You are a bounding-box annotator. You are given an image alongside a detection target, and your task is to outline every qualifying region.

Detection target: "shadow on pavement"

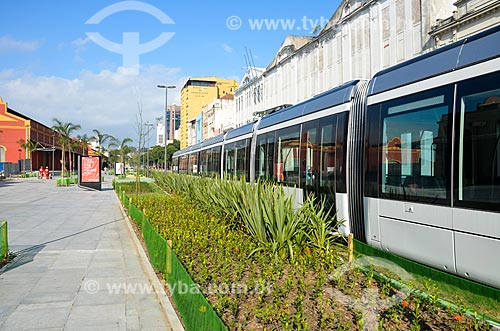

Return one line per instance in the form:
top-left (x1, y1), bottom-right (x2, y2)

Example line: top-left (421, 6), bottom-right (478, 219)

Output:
top-left (0, 245), bottom-right (45, 274)
top-left (0, 218), bottom-right (124, 274)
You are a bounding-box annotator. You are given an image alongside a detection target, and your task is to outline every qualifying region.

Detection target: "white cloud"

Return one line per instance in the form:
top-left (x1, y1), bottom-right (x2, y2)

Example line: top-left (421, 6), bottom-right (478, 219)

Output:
top-left (0, 36), bottom-right (41, 53)
top-left (71, 37), bottom-right (92, 47)
top-left (222, 43), bottom-right (233, 54)
top-left (71, 37), bottom-right (94, 63)
top-left (0, 65), bottom-right (185, 144)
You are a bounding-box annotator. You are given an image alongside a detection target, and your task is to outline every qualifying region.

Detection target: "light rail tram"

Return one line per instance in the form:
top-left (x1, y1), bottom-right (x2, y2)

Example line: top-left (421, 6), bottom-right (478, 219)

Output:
top-left (173, 25), bottom-right (500, 289)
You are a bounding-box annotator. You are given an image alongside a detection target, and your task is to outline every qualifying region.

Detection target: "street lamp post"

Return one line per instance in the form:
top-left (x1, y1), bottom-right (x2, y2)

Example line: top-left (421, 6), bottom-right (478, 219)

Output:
top-left (157, 84), bottom-right (176, 172)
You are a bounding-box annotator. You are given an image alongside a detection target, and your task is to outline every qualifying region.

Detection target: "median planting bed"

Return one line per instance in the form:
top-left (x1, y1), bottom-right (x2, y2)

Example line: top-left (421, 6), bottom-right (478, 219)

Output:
top-left (116, 175), bottom-right (496, 330)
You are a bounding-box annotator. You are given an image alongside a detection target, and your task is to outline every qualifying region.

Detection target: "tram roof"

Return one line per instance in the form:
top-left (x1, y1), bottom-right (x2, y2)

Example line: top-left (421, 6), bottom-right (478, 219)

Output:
top-left (257, 80), bottom-right (359, 130)
top-left (225, 121), bottom-right (256, 140)
top-left (201, 133), bottom-right (224, 148)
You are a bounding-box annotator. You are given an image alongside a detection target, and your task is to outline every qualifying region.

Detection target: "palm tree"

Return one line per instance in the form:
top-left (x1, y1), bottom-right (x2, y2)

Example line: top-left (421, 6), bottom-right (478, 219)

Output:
top-left (92, 129), bottom-right (114, 170)
top-left (77, 134), bottom-right (91, 157)
top-left (110, 137), bottom-right (133, 166)
top-left (52, 119), bottom-right (81, 179)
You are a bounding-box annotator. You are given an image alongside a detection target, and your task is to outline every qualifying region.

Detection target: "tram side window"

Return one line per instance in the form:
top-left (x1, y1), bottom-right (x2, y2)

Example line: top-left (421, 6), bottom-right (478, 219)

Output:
top-left (256, 135), bottom-right (267, 180)
top-left (211, 147), bottom-right (221, 177)
top-left (179, 155), bottom-right (188, 173)
top-left (365, 106), bottom-right (381, 197)
top-left (302, 120), bottom-right (319, 190)
top-left (172, 157), bottom-right (179, 172)
top-left (276, 125), bottom-right (300, 186)
top-left (457, 72), bottom-right (500, 208)
top-left (319, 118), bottom-right (336, 193)
top-left (200, 150), bottom-right (208, 176)
top-left (235, 139), bottom-right (250, 180)
top-left (267, 133), bottom-right (276, 181)
top-left (207, 149), bottom-right (214, 176)
top-left (336, 112), bottom-right (348, 193)
top-left (189, 153), bottom-right (199, 174)
top-left (224, 143), bottom-right (235, 179)
top-left (380, 88), bottom-right (452, 203)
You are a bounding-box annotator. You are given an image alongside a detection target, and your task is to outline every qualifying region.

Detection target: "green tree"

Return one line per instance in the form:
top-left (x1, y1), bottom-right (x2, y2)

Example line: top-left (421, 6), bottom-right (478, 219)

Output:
top-left (171, 139), bottom-right (180, 150)
top-left (149, 145), bottom-right (165, 167)
top-left (52, 119), bottom-right (81, 179)
top-left (77, 134), bottom-right (91, 157)
top-left (147, 139), bottom-right (179, 169)
top-left (109, 137), bottom-right (133, 168)
top-left (92, 129), bottom-right (114, 169)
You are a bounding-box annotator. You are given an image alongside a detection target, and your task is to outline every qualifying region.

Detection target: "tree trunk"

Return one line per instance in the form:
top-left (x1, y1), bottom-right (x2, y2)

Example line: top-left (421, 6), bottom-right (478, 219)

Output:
top-left (61, 144), bottom-right (65, 180)
top-left (69, 149), bottom-right (72, 179)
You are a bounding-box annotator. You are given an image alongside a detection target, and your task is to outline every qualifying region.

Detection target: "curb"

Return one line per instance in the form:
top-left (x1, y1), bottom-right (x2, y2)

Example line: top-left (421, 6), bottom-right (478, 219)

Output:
top-left (114, 190), bottom-right (185, 331)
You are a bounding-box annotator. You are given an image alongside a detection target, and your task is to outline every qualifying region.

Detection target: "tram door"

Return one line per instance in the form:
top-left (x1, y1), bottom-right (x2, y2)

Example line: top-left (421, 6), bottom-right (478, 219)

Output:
top-left (300, 116), bottom-right (339, 215)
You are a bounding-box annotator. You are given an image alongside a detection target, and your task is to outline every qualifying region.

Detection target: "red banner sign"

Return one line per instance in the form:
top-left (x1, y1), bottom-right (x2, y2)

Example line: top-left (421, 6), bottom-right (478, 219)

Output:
top-left (81, 156), bottom-right (100, 182)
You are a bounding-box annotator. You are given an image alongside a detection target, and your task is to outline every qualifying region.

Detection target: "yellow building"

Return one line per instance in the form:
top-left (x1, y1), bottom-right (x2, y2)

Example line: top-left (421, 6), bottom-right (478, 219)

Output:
top-left (180, 77), bottom-right (238, 148)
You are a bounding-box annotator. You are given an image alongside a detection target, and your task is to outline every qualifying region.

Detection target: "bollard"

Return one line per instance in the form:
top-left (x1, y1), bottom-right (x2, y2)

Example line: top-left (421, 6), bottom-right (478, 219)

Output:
top-left (1, 221), bottom-right (8, 259)
top-left (348, 233), bottom-right (354, 263)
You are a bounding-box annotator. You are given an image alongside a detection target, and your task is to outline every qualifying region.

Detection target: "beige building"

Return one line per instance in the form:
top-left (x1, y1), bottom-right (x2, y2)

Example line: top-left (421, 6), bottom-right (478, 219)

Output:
top-left (180, 77), bottom-right (238, 148)
top-left (430, 0), bottom-right (500, 46)
top-left (202, 94), bottom-right (236, 140)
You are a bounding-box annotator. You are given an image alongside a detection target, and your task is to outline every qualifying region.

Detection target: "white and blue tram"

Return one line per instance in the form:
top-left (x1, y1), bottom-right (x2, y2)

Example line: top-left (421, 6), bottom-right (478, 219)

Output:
top-left (173, 24), bottom-right (500, 289)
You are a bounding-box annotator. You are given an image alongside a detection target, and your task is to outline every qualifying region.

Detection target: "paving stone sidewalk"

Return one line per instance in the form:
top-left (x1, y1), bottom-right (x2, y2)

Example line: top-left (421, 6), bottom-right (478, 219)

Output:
top-left (0, 176), bottom-right (183, 331)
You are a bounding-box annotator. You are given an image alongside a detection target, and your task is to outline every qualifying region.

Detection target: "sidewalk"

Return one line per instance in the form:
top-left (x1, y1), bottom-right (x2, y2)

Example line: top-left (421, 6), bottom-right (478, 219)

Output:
top-left (0, 175), bottom-right (184, 331)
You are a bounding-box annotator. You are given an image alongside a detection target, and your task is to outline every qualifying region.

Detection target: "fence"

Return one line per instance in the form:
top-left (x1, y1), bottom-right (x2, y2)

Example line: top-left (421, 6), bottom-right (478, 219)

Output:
top-left (116, 185), bottom-right (228, 331)
top-left (0, 221), bottom-right (8, 259)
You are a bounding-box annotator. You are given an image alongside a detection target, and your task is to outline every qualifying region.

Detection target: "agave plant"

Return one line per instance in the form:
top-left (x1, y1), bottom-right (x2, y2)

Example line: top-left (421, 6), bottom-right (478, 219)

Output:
top-left (153, 172), bottom-right (346, 261)
top-left (298, 194), bottom-right (345, 253)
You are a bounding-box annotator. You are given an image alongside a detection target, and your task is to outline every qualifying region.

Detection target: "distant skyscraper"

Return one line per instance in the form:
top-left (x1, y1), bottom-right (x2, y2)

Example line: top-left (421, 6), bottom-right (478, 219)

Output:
top-left (156, 104), bottom-right (180, 146)
top-left (165, 105), bottom-right (181, 142)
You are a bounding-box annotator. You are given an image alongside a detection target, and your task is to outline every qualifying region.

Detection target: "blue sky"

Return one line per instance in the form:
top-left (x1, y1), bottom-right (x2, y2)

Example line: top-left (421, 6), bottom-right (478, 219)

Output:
top-left (0, 0), bottom-right (340, 144)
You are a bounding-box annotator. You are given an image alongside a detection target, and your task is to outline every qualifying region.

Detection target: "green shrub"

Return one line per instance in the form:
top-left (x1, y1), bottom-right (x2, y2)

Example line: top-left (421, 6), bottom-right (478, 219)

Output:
top-left (152, 173), bottom-right (344, 261)
top-left (115, 181), bottom-right (161, 194)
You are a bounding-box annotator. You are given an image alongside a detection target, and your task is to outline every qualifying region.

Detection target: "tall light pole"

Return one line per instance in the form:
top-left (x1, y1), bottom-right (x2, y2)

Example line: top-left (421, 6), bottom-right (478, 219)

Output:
top-left (157, 84), bottom-right (176, 172)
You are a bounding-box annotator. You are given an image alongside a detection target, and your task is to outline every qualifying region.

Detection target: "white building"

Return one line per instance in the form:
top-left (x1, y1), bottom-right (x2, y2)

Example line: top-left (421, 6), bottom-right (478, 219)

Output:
top-left (234, 0), bottom-right (499, 126)
top-left (156, 123), bottom-right (165, 146)
top-left (234, 67), bottom-right (266, 128)
top-left (203, 94), bottom-right (236, 139)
